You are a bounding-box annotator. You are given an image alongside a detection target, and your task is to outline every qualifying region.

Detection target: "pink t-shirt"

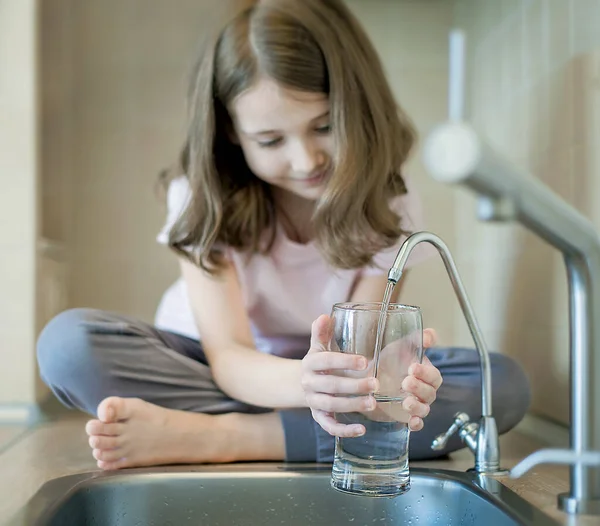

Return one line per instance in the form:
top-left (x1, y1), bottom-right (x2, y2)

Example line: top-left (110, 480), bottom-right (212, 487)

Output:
top-left (155, 176), bottom-right (430, 359)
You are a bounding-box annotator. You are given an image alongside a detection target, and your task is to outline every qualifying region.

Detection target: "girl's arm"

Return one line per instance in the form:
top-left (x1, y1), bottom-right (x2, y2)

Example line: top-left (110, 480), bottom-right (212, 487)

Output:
top-left (179, 257), bottom-right (307, 409)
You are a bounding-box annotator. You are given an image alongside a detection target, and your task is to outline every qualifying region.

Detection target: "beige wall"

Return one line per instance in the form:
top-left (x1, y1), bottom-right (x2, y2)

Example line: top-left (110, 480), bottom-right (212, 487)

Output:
top-left (0, 0), bottom-right (39, 410)
top-left (54, 0), bottom-right (212, 321)
top-left (453, 0), bottom-right (600, 425)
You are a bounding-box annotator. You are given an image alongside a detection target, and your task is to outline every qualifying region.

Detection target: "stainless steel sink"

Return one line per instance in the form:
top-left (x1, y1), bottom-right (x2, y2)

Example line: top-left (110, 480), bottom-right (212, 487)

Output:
top-left (16, 464), bottom-right (560, 526)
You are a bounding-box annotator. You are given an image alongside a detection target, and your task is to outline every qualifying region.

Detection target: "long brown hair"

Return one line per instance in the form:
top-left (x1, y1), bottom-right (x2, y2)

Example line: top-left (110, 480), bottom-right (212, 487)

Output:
top-left (163, 0), bottom-right (416, 273)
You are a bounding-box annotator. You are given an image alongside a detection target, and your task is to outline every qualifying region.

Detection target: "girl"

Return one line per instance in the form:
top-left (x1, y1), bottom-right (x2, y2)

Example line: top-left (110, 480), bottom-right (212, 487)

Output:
top-left (37, 0), bottom-right (530, 470)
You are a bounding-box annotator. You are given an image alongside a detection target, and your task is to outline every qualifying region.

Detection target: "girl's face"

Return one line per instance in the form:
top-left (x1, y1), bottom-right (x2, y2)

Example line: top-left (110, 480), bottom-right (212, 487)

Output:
top-left (230, 78), bottom-right (333, 201)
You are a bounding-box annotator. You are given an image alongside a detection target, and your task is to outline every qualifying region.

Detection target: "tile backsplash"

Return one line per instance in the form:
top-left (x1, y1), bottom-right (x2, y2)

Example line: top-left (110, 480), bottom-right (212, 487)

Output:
top-left (453, 0), bottom-right (600, 425)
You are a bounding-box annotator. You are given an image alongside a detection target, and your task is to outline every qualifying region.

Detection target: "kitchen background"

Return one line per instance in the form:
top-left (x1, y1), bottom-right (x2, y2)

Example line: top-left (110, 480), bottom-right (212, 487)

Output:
top-left (1, 0), bottom-right (599, 445)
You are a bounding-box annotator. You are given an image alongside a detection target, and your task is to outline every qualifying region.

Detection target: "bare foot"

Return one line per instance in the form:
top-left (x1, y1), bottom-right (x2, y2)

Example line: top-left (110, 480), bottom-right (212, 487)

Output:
top-left (85, 397), bottom-right (242, 470)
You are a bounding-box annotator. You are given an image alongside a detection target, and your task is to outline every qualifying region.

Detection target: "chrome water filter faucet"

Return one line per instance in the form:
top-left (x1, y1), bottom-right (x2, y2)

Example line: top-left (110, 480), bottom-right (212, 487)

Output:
top-left (388, 231), bottom-right (507, 476)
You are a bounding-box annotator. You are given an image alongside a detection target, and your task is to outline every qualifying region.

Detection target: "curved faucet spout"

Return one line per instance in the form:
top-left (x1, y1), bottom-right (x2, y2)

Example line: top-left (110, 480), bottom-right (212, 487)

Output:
top-left (388, 230), bottom-right (492, 417)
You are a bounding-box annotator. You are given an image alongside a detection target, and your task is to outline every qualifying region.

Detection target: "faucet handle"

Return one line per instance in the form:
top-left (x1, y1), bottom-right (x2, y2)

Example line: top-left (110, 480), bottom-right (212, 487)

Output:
top-left (432, 412), bottom-right (471, 451)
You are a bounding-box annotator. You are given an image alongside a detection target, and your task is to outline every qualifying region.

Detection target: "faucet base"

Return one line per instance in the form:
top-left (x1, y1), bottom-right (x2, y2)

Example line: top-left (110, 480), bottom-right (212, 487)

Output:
top-left (558, 493), bottom-right (600, 516)
top-left (467, 467), bottom-right (510, 477)
top-left (474, 416), bottom-right (505, 476)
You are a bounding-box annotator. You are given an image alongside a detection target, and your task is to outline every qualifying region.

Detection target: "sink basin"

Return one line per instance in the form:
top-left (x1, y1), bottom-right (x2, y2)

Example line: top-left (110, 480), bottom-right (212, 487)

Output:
top-left (16, 464), bottom-right (560, 526)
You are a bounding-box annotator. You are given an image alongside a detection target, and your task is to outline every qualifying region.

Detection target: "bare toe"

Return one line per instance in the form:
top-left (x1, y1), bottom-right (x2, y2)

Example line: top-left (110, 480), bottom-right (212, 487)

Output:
top-left (89, 435), bottom-right (121, 450)
top-left (97, 396), bottom-right (135, 423)
top-left (93, 448), bottom-right (124, 463)
top-left (97, 458), bottom-right (128, 471)
top-left (85, 419), bottom-right (123, 437)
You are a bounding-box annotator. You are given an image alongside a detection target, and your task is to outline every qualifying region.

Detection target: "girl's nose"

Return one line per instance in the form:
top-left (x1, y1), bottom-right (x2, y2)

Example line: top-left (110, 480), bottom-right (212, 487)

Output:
top-left (290, 140), bottom-right (326, 175)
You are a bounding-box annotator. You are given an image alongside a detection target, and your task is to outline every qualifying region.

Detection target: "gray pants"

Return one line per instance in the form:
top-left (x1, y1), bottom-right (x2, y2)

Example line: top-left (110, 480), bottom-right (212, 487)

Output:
top-left (36, 308), bottom-right (531, 463)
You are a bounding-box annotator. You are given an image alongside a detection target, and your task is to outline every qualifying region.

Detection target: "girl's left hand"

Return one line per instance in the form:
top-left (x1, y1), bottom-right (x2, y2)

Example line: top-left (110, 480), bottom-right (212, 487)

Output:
top-left (401, 328), bottom-right (443, 431)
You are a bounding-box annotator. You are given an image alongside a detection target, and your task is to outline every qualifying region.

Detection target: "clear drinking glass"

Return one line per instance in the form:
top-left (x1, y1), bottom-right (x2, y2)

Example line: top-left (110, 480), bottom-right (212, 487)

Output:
top-left (329, 302), bottom-right (423, 497)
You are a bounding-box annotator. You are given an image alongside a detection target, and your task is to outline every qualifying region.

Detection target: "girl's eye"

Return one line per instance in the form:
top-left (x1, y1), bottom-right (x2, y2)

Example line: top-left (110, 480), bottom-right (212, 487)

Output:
top-left (315, 124), bottom-right (331, 134)
top-left (258, 137), bottom-right (283, 148)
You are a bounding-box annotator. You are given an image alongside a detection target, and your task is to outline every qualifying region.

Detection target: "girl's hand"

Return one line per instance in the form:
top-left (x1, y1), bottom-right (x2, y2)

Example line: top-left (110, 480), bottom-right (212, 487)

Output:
top-left (370, 329), bottom-right (442, 431)
top-left (301, 315), bottom-right (377, 437)
top-left (301, 316), bottom-right (442, 437)
top-left (399, 340), bottom-right (443, 432)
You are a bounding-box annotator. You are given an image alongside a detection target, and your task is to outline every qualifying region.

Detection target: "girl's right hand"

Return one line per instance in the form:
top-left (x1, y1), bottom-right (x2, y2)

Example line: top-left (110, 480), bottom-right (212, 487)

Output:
top-left (301, 314), bottom-right (378, 437)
